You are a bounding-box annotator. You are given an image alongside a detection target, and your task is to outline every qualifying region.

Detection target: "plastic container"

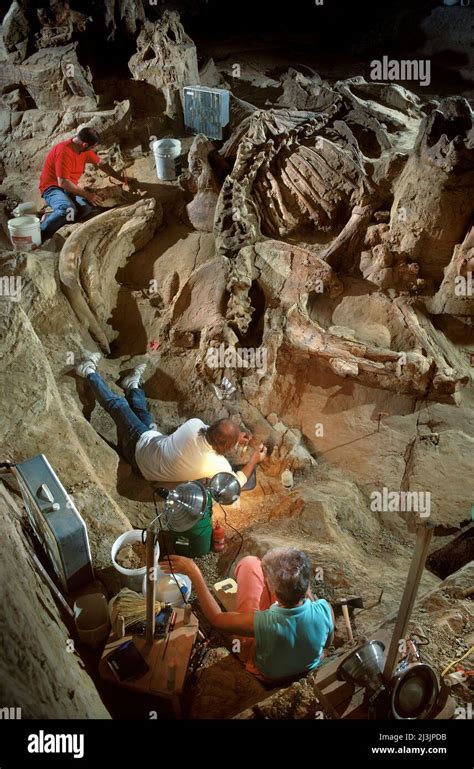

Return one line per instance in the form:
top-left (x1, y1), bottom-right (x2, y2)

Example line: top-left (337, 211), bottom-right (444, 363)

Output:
top-left (141, 571), bottom-right (191, 607)
top-left (168, 491), bottom-right (213, 557)
top-left (8, 215), bottom-right (41, 251)
top-left (74, 593), bottom-right (110, 648)
top-left (12, 202), bottom-right (37, 217)
top-left (111, 530), bottom-right (159, 593)
top-left (141, 564), bottom-right (167, 598)
top-left (212, 522), bottom-right (225, 552)
top-left (152, 138), bottom-right (181, 181)
top-left (281, 469), bottom-right (294, 489)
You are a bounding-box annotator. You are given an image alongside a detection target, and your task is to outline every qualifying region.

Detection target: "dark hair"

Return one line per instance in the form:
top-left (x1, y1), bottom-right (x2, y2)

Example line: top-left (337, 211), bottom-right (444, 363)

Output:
top-left (262, 548), bottom-right (311, 607)
top-left (77, 127), bottom-right (100, 147)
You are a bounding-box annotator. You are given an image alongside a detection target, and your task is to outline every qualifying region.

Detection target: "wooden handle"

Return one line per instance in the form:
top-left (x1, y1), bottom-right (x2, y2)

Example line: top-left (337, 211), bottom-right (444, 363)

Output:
top-left (115, 614), bottom-right (125, 639)
top-left (341, 604), bottom-right (354, 642)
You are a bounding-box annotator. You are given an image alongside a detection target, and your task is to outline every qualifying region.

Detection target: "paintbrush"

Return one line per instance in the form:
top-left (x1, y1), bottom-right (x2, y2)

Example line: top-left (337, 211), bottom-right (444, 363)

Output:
top-left (161, 610), bottom-right (177, 660)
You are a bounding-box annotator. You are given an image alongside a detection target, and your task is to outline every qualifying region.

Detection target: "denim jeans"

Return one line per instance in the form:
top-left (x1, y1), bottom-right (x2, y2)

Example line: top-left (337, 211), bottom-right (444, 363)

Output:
top-left (41, 185), bottom-right (93, 239)
top-left (87, 372), bottom-right (154, 468)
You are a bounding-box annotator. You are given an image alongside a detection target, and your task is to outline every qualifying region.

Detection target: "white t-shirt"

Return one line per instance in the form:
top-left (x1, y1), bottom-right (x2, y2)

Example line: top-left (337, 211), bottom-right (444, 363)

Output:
top-left (134, 418), bottom-right (247, 486)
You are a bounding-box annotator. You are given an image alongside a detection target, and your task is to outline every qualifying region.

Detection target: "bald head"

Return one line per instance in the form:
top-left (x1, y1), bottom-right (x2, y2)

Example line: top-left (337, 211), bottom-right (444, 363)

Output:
top-left (205, 418), bottom-right (240, 455)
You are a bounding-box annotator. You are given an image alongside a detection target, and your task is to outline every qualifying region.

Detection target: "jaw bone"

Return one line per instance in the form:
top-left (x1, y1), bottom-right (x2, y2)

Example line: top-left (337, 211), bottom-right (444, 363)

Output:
top-left (284, 298), bottom-right (467, 401)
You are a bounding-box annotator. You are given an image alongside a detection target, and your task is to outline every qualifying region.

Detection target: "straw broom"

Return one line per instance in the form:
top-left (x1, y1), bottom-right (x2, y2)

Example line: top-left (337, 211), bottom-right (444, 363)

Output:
top-left (112, 588), bottom-right (165, 634)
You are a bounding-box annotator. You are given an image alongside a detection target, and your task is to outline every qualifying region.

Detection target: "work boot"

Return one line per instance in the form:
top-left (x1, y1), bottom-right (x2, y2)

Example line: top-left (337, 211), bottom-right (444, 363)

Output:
top-left (76, 351), bottom-right (101, 378)
top-left (119, 363), bottom-right (147, 391)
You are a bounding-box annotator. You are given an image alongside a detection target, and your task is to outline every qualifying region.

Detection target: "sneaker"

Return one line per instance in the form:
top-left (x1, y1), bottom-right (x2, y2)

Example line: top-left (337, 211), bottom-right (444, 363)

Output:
top-left (119, 363), bottom-right (147, 391)
top-left (76, 351), bottom-right (101, 378)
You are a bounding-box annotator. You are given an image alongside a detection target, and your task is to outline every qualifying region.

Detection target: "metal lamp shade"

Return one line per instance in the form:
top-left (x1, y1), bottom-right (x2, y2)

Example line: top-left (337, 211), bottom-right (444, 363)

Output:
top-left (164, 481), bottom-right (208, 532)
top-left (209, 472), bottom-right (241, 505)
top-left (338, 640), bottom-right (386, 694)
top-left (391, 664), bottom-right (439, 720)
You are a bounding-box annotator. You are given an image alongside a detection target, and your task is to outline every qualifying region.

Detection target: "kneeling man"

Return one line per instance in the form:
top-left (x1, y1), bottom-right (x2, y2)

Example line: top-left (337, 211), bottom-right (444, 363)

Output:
top-left (39, 127), bottom-right (134, 240)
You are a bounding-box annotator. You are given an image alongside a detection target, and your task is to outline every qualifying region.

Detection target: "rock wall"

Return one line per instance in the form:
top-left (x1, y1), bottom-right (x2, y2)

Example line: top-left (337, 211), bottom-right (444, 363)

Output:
top-left (0, 484), bottom-right (110, 719)
top-left (0, 2), bottom-right (472, 719)
top-left (0, 251), bottom-right (138, 573)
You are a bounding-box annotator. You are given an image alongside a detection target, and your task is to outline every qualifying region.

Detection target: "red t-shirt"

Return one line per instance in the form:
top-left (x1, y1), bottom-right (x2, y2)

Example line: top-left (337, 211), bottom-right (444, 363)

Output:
top-left (39, 139), bottom-right (101, 194)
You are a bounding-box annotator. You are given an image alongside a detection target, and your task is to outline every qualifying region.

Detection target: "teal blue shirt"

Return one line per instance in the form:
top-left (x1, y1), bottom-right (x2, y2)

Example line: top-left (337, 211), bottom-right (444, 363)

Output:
top-left (253, 598), bottom-right (333, 680)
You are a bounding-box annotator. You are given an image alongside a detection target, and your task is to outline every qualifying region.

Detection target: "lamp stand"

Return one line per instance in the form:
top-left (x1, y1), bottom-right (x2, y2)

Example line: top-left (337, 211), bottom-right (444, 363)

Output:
top-left (145, 524), bottom-right (157, 647)
top-left (383, 521), bottom-right (433, 681)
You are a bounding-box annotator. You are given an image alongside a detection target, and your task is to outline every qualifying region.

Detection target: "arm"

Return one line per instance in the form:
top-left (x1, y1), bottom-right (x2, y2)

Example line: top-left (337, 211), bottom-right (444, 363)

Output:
top-left (239, 443), bottom-right (268, 481)
top-left (307, 588), bottom-right (334, 647)
top-left (325, 603), bottom-right (335, 648)
top-left (97, 161), bottom-right (136, 186)
top-left (159, 555), bottom-right (255, 637)
top-left (57, 177), bottom-right (102, 204)
top-left (309, 593), bottom-right (335, 648)
top-left (55, 148), bottom-right (103, 204)
top-left (206, 437), bottom-right (267, 486)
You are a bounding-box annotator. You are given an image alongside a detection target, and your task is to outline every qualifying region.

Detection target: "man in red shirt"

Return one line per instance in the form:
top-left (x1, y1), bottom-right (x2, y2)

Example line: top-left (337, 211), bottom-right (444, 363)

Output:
top-left (39, 127), bottom-right (134, 240)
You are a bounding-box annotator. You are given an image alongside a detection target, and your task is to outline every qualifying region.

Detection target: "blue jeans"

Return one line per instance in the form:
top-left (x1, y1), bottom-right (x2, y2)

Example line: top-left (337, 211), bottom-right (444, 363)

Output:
top-left (41, 185), bottom-right (93, 239)
top-left (87, 372), bottom-right (154, 468)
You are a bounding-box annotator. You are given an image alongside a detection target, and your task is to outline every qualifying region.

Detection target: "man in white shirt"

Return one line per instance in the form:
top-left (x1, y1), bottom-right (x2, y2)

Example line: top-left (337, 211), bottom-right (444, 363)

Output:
top-left (76, 352), bottom-right (267, 486)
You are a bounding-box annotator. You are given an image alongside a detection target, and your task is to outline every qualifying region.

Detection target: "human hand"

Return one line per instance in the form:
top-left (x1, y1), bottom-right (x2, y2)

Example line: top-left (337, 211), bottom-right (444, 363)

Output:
top-left (158, 554), bottom-right (198, 579)
top-left (252, 443), bottom-right (268, 463)
top-left (86, 190), bottom-right (104, 206)
top-left (237, 431), bottom-right (251, 447)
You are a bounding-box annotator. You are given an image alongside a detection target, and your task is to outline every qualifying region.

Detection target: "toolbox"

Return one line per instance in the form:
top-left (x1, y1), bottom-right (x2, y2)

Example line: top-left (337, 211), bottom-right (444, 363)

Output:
top-left (14, 454), bottom-right (94, 592)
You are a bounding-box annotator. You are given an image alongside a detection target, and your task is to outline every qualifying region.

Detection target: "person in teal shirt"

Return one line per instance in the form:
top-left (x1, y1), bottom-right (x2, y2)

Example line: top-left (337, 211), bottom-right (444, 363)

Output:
top-left (253, 590), bottom-right (334, 680)
top-left (159, 547), bottom-right (334, 682)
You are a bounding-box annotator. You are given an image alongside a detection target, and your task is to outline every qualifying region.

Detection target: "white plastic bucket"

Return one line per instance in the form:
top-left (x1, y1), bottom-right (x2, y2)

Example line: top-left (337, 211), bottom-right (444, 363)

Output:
top-left (74, 593), bottom-right (110, 648)
top-left (111, 530), bottom-right (159, 593)
top-left (152, 138), bottom-right (181, 181)
top-left (8, 215), bottom-right (41, 251)
top-left (142, 571), bottom-right (191, 607)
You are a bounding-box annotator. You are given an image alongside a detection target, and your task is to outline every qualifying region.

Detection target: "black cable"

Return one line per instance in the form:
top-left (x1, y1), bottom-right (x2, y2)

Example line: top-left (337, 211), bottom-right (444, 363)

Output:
top-left (147, 490), bottom-right (244, 654)
top-left (217, 501), bottom-right (244, 575)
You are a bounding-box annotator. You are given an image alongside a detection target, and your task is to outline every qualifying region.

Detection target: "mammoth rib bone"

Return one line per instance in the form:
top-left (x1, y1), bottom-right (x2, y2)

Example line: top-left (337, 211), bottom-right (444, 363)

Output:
top-left (59, 198), bottom-right (158, 353)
